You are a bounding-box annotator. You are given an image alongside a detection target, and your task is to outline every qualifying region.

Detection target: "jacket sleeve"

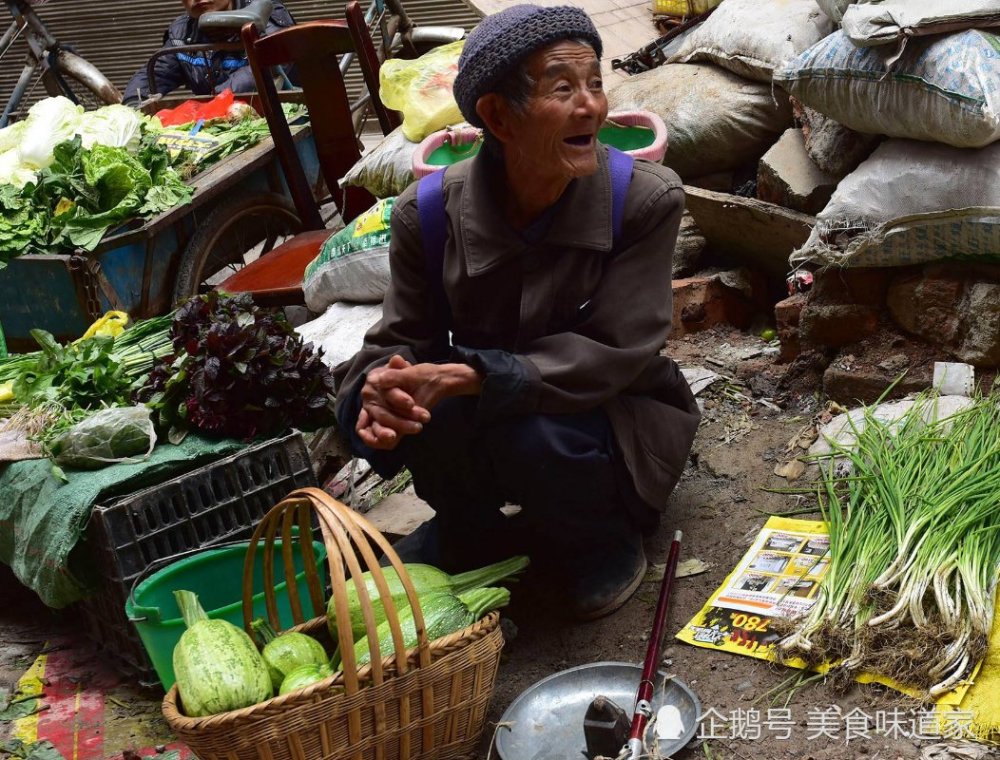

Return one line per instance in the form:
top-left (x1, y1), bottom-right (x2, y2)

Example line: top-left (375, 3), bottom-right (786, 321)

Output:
top-left (215, 5), bottom-right (296, 95)
top-left (332, 187), bottom-right (442, 440)
top-left (124, 40), bottom-right (185, 103)
top-left (458, 180), bottom-right (685, 421)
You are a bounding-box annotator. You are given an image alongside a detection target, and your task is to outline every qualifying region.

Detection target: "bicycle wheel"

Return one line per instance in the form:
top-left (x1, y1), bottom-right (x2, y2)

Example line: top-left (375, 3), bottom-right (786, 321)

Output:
top-left (173, 193), bottom-right (303, 304)
top-left (42, 50), bottom-right (121, 109)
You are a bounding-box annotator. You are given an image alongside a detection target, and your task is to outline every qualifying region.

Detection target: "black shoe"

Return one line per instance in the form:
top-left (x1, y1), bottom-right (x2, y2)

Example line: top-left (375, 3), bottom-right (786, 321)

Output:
top-left (567, 530), bottom-right (647, 621)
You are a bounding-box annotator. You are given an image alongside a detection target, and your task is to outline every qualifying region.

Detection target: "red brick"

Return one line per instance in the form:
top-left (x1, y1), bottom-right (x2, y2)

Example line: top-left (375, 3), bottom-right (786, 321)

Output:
top-left (670, 275), bottom-right (755, 338)
top-left (774, 293), bottom-right (807, 363)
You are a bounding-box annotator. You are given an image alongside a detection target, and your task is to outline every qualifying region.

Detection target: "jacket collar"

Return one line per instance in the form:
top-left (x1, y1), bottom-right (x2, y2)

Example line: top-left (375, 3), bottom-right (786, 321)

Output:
top-left (457, 145), bottom-right (614, 277)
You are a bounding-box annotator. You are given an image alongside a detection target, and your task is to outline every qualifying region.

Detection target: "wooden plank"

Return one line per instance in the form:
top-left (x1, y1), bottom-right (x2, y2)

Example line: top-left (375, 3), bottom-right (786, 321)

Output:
top-left (683, 185), bottom-right (815, 278)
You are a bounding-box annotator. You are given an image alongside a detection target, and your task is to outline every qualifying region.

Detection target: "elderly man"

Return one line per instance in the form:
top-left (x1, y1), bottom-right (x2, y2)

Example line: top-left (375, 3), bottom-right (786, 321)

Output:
top-left (334, 4), bottom-right (699, 620)
top-left (123, 0), bottom-right (294, 105)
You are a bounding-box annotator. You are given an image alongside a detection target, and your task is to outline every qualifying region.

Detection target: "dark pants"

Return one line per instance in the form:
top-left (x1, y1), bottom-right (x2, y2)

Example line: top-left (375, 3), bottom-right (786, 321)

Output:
top-left (359, 397), bottom-right (646, 572)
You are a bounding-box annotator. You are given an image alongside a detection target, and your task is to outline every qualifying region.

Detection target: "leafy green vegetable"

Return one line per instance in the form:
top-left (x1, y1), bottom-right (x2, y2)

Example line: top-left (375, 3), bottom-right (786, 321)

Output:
top-left (1, 136), bottom-right (193, 259)
top-left (138, 292), bottom-right (336, 440)
top-left (0, 185), bottom-right (48, 264)
top-left (0, 738), bottom-right (65, 760)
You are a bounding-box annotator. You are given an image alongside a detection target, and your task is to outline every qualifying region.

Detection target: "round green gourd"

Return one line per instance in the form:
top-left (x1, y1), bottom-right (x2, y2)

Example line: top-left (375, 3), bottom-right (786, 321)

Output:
top-left (172, 590), bottom-right (273, 717)
top-left (251, 618), bottom-right (329, 689)
top-left (279, 662), bottom-right (335, 696)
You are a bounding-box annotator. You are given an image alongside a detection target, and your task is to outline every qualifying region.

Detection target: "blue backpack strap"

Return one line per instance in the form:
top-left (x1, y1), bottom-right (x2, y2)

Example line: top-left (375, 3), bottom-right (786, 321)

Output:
top-left (607, 146), bottom-right (634, 248)
top-left (416, 168), bottom-right (453, 352)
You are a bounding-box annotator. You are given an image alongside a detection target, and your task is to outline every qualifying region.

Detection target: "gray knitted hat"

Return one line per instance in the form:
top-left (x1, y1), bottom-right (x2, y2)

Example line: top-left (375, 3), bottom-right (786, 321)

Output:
top-left (453, 4), bottom-right (603, 127)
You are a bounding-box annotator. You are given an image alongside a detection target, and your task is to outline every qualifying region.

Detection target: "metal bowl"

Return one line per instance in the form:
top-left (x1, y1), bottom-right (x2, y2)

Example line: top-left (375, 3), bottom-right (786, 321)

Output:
top-left (495, 661), bottom-right (701, 760)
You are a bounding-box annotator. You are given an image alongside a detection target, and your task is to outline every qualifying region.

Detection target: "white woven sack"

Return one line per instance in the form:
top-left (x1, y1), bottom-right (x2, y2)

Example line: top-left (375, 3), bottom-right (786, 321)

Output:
top-left (816, 0), bottom-right (862, 24)
top-left (792, 139), bottom-right (1000, 268)
top-left (775, 29), bottom-right (1000, 149)
top-left (340, 127), bottom-right (418, 199)
top-left (668, 0), bottom-right (833, 83)
top-left (607, 63), bottom-right (792, 180)
top-left (842, 0), bottom-right (1000, 48)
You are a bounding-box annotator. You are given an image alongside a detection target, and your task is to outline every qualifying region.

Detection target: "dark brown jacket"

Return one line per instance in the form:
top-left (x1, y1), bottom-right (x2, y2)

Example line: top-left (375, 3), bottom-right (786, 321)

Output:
top-left (333, 146), bottom-right (700, 513)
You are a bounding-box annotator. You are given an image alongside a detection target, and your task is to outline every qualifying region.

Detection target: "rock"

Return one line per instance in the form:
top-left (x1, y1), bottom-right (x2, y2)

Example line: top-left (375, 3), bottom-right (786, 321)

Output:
top-left (775, 292), bottom-right (807, 363)
top-left (959, 282), bottom-right (1000, 366)
top-left (800, 303), bottom-right (879, 348)
top-left (757, 128), bottom-right (838, 214)
top-left (672, 211), bottom-right (707, 278)
top-left (813, 266), bottom-right (892, 308)
top-left (887, 268), bottom-right (965, 344)
top-left (364, 489), bottom-right (435, 541)
top-left (792, 98), bottom-right (881, 178)
top-left (886, 266), bottom-right (1000, 366)
top-left (823, 363), bottom-right (930, 405)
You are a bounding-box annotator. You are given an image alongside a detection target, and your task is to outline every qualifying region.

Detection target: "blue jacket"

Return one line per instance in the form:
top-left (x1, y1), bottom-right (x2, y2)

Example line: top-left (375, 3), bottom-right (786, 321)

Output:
top-left (123, 3), bottom-right (294, 104)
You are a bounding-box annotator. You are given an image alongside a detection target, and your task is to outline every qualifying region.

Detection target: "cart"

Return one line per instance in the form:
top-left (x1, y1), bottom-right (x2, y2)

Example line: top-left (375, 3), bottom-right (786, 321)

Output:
top-left (0, 117), bottom-right (323, 352)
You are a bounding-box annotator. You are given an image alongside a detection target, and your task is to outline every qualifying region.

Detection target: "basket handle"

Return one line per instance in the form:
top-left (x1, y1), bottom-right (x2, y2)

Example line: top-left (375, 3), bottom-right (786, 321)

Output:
top-left (241, 488), bottom-right (434, 682)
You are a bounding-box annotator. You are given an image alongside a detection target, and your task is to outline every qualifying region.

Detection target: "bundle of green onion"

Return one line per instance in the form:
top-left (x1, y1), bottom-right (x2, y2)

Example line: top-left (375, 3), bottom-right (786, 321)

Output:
top-left (779, 393), bottom-right (1000, 699)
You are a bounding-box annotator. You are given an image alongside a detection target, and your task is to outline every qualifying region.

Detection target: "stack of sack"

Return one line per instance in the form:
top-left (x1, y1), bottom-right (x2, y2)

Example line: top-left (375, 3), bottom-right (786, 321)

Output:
top-left (607, 0), bottom-right (832, 182)
top-left (609, 0), bottom-right (1000, 272)
top-left (776, 0), bottom-right (1000, 268)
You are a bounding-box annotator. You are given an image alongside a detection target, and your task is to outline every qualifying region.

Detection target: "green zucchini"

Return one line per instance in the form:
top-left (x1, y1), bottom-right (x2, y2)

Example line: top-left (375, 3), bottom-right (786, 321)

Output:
top-left (347, 587), bottom-right (510, 669)
top-left (326, 555), bottom-right (528, 645)
top-left (172, 590), bottom-right (273, 717)
top-left (278, 662), bottom-right (336, 696)
top-left (250, 618), bottom-right (329, 689)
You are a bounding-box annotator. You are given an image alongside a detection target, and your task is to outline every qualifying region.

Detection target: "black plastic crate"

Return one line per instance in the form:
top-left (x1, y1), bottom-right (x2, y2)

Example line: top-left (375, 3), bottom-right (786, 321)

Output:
top-left (77, 432), bottom-right (317, 685)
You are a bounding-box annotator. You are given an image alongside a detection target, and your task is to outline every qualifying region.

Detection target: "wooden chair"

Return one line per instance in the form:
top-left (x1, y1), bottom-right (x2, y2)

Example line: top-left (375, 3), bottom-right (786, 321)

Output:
top-left (217, 3), bottom-right (399, 306)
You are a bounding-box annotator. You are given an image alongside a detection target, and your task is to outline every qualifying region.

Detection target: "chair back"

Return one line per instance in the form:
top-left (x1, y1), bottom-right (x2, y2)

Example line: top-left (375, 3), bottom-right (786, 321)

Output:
top-left (241, 12), bottom-right (383, 227)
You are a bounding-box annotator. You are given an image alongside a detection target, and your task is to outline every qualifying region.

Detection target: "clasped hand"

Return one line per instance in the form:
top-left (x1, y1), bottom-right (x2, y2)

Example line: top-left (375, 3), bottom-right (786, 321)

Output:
top-left (356, 355), bottom-right (481, 450)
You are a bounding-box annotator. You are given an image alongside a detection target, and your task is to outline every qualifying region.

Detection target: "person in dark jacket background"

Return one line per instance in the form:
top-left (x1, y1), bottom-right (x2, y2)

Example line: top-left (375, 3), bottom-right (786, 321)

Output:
top-left (123, 0), bottom-right (294, 105)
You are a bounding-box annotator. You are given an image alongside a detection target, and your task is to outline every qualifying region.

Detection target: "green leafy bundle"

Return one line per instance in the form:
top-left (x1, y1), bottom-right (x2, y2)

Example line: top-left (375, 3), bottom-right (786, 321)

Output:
top-left (137, 292), bottom-right (336, 441)
top-left (0, 136), bottom-right (193, 263)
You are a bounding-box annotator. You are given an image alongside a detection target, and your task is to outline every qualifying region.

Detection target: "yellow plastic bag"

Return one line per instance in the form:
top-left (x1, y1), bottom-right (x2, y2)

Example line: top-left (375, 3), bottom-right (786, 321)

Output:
top-left (379, 40), bottom-right (464, 142)
top-left (78, 310), bottom-right (129, 341)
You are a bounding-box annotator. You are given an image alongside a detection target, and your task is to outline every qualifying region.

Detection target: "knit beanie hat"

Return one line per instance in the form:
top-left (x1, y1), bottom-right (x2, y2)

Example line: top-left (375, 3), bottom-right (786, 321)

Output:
top-left (453, 4), bottom-right (603, 127)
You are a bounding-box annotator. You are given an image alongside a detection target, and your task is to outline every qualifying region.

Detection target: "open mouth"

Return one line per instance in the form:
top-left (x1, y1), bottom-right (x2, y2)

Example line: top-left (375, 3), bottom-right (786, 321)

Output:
top-left (564, 134), bottom-right (595, 148)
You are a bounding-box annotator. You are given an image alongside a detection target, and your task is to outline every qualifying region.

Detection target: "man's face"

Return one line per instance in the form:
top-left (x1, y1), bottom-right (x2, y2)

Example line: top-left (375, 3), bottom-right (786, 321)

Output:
top-left (183, 0), bottom-right (232, 19)
top-left (508, 41), bottom-right (608, 182)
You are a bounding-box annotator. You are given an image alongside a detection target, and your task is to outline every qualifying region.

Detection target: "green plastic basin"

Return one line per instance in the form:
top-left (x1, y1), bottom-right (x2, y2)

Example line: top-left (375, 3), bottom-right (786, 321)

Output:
top-left (125, 539), bottom-right (328, 690)
top-left (425, 123), bottom-right (656, 166)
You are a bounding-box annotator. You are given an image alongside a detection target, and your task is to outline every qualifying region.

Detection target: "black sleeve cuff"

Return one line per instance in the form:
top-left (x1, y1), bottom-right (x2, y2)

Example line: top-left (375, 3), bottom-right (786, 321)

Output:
top-left (451, 346), bottom-right (539, 423)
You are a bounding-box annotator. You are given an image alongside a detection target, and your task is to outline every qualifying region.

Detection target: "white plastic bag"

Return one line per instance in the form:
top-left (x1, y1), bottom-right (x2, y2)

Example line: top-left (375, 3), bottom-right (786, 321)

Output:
top-left (668, 0), bottom-right (833, 83)
top-left (775, 29), bottom-right (1000, 149)
top-left (792, 139), bottom-right (1000, 268)
top-left (607, 63), bottom-right (792, 179)
top-left (296, 302), bottom-right (385, 368)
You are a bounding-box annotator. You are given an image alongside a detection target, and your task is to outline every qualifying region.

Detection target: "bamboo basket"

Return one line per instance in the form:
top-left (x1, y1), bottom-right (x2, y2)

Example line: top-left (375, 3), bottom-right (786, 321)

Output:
top-left (162, 487), bottom-right (505, 760)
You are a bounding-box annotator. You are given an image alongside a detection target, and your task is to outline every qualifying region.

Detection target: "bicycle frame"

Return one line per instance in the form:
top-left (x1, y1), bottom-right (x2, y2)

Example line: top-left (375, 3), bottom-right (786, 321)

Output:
top-left (0, 0), bottom-right (58, 126)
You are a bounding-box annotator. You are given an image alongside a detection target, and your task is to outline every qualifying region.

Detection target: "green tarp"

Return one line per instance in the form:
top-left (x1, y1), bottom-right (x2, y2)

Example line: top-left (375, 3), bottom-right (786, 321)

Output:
top-left (0, 435), bottom-right (244, 608)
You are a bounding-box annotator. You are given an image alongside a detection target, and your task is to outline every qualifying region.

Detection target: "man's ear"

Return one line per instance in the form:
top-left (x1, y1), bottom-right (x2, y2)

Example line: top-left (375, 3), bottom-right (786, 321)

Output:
top-left (476, 94), bottom-right (514, 145)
